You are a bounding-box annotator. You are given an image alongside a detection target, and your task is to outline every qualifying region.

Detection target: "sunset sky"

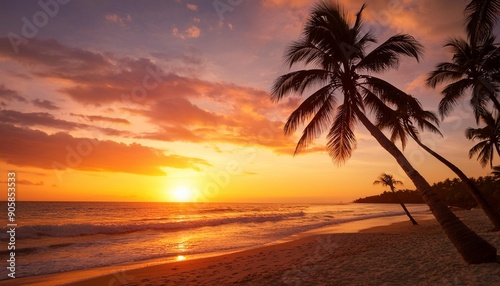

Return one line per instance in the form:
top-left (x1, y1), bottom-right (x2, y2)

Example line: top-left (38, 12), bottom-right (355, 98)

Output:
top-left (1, 0), bottom-right (499, 203)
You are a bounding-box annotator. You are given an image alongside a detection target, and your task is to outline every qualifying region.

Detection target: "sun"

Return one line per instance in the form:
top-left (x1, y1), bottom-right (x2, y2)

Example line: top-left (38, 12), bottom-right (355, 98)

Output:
top-left (170, 186), bottom-right (194, 202)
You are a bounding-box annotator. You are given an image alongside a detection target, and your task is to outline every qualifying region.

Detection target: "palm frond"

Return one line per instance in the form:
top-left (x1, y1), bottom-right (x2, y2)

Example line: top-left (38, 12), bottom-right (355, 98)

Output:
top-left (469, 140), bottom-right (493, 167)
top-left (361, 76), bottom-right (408, 107)
top-left (466, 110), bottom-right (500, 168)
top-left (445, 38), bottom-right (471, 61)
top-left (470, 83), bottom-right (492, 122)
top-left (292, 94), bottom-right (336, 155)
top-left (465, 0), bottom-right (500, 45)
top-left (284, 39), bottom-right (334, 69)
top-left (271, 69), bottom-right (331, 102)
top-left (438, 79), bottom-right (473, 117)
top-left (356, 34), bottom-right (423, 72)
top-left (284, 85), bottom-right (336, 135)
top-left (326, 103), bottom-right (357, 163)
top-left (426, 63), bottom-right (465, 88)
top-left (304, 2), bottom-right (357, 63)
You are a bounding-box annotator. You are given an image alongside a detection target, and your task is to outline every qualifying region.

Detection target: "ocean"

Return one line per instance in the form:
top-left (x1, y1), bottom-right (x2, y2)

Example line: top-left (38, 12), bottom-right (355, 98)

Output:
top-left (0, 202), bottom-right (429, 279)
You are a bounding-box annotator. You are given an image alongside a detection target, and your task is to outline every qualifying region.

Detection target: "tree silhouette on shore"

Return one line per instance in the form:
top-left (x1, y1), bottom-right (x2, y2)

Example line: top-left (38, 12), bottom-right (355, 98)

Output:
top-left (373, 174), bottom-right (418, 225)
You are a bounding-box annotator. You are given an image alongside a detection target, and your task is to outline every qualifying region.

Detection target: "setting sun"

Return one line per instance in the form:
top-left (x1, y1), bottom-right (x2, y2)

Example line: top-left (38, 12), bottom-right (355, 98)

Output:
top-left (170, 186), bottom-right (194, 202)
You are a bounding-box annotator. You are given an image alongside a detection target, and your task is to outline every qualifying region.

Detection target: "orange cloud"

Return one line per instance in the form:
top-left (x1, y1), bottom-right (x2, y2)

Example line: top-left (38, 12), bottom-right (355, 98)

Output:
top-left (0, 37), bottom-right (319, 154)
top-left (0, 109), bottom-right (85, 130)
top-left (172, 25), bottom-right (201, 39)
top-left (0, 123), bottom-right (209, 176)
top-left (0, 179), bottom-right (43, 186)
top-left (70, 113), bottom-right (130, 125)
top-left (262, 0), bottom-right (311, 8)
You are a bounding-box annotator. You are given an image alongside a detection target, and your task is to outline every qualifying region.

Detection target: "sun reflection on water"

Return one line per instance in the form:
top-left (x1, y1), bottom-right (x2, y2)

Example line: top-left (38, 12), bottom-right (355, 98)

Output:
top-left (176, 255), bottom-right (186, 261)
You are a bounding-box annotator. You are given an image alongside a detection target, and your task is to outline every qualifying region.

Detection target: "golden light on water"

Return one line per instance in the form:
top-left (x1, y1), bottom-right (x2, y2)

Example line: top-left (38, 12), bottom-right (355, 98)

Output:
top-left (176, 255), bottom-right (186, 261)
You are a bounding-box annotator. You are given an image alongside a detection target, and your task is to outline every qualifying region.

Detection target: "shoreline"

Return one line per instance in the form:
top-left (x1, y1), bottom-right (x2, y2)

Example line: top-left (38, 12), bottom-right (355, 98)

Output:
top-left (3, 210), bottom-right (499, 285)
top-left (0, 213), bottom-right (429, 285)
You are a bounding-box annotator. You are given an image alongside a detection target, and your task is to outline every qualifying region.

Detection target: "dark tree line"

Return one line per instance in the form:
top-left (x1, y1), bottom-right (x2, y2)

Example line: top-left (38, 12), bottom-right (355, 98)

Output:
top-left (355, 176), bottom-right (500, 214)
top-left (354, 189), bottom-right (424, 204)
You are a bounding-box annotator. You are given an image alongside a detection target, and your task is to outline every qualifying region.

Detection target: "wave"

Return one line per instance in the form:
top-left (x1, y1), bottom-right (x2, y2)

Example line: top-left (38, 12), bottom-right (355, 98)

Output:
top-left (0, 242), bottom-right (78, 256)
top-left (0, 211), bottom-right (306, 239)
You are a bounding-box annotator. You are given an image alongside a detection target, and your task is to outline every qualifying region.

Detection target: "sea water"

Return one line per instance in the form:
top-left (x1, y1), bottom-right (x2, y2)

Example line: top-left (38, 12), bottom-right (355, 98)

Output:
top-left (0, 202), bottom-right (429, 279)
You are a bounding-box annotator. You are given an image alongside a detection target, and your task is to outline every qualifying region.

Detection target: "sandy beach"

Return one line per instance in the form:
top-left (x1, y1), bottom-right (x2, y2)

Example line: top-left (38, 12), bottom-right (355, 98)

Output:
top-left (2, 209), bottom-right (499, 286)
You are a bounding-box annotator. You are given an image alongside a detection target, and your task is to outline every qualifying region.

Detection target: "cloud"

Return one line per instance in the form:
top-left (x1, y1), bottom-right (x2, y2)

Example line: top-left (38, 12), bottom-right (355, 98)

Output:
top-left (0, 179), bottom-right (44, 186)
top-left (186, 4), bottom-right (198, 11)
top-left (273, 145), bottom-right (326, 156)
top-left (32, 99), bottom-right (60, 110)
top-left (0, 84), bottom-right (27, 103)
top-left (70, 113), bottom-right (130, 125)
top-left (0, 37), bottom-right (303, 152)
top-left (18, 180), bottom-right (44, 186)
top-left (147, 97), bottom-right (226, 126)
top-left (0, 123), bottom-right (210, 176)
top-left (105, 13), bottom-right (132, 26)
top-left (0, 110), bottom-right (132, 137)
top-left (138, 126), bottom-right (201, 142)
top-left (0, 109), bottom-right (84, 130)
top-left (0, 38), bottom-right (110, 73)
top-left (0, 38), bottom-right (207, 105)
top-left (262, 0), bottom-right (311, 8)
top-left (172, 25), bottom-right (201, 39)
top-left (332, 0), bottom-right (465, 43)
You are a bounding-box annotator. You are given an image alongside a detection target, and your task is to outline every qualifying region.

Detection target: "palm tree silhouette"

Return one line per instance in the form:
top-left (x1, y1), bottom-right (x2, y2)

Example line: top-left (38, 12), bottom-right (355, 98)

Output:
top-left (428, 0), bottom-right (500, 119)
top-left (373, 173), bottom-right (418, 225)
top-left (271, 1), bottom-right (496, 263)
top-left (465, 0), bottom-right (500, 48)
top-left (466, 110), bottom-right (500, 168)
top-left (378, 95), bottom-right (500, 230)
top-left (426, 36), bottom-right (500, 120)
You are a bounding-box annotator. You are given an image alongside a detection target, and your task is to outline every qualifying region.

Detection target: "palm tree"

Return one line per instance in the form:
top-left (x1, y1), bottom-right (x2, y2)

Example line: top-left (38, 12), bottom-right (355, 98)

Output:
top-left (379, 95), bottom-right (500, 230)
top-left (426, 36), bottom-right (500, 121)
top-left (271, 1), bottom-right (496, 263)
top-left (373, 173), bottom-right (418, 225)
top-left (466, 110), bottom-right (500, 167)
top-left (427, 0), bottom-right (500, 120)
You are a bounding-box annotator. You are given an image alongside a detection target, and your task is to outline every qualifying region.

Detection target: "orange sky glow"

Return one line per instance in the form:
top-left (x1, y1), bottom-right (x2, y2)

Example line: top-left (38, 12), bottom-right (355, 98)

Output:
top-left (1, 0), bottom-right (498, 203)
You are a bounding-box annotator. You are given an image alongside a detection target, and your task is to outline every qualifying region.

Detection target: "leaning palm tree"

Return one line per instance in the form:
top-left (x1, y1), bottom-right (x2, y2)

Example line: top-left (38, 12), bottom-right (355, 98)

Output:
top-left (379, 95), bottom-right (500, 230)
top-left (271, 1), bottom-right (496, 263)
top-left (373, 173), bottom-right (418, 225)
top-left (466, 110), bottom-right (500, 167)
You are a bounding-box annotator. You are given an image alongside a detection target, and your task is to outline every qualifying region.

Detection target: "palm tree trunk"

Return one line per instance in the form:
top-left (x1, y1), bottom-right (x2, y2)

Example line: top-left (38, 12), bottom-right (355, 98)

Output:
top-left (355, 109), bottom-right (497, 264)
top-left (390, 187), bottom-right (419, 225)
top-left (411, 134), bottom-right (500, 230)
